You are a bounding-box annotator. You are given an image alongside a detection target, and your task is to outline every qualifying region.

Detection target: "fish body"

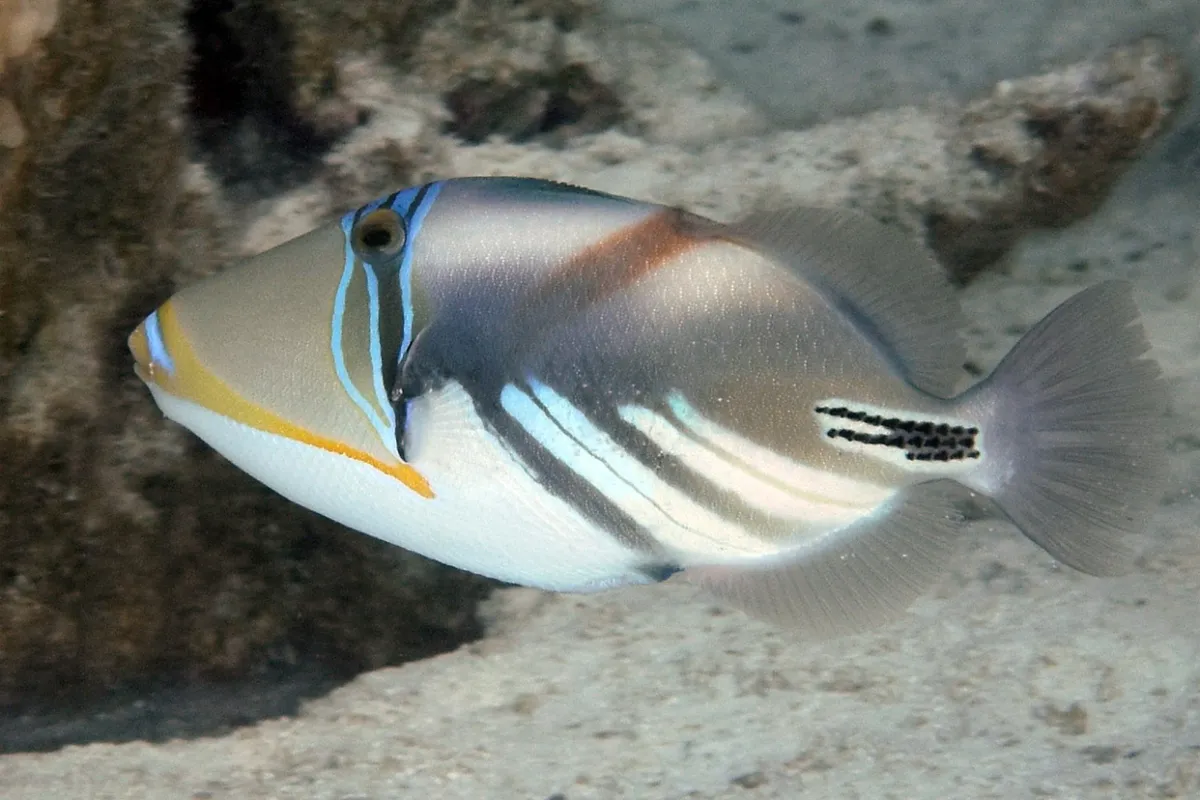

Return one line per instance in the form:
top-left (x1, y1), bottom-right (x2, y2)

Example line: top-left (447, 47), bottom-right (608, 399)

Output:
top-left (129, 177), bottom-right (1166, 634)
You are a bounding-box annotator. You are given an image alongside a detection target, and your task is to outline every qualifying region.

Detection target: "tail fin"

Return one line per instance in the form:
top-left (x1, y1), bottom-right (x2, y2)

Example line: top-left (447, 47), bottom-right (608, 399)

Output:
top-left (960, 281), bottom-right (1167, 576)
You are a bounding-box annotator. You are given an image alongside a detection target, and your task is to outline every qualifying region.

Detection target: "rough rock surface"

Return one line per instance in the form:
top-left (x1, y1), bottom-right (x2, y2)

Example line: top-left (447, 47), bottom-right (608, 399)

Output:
top-left (186, 0), bottom-right (614, 193)
top-left (0, 0), bottom-right (602, 713)
top-left (243, 38), bottom-right (1187, 283)
top-left (0, 0), bottom-right (1189, 743)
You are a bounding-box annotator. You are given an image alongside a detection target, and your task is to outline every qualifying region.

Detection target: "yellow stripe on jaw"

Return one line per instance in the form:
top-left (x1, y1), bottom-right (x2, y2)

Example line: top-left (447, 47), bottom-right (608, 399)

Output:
top-left (132, 300), bottom-right (435, 499)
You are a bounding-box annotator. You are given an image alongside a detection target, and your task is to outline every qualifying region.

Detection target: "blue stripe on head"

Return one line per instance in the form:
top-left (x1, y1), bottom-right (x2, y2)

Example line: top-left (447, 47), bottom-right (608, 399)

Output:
top-left (361, 253), bottom-right (395, 433)
top-left (358, 195), bottom-right (390, 216)
top-left (331, 213), bottom-right (400, 457)
top-left (144, 310), bottom-right (175, 376)
top-left (390, 181), bottom-right (442, 361)
top-left (326, 181), bottom-right (443, 458)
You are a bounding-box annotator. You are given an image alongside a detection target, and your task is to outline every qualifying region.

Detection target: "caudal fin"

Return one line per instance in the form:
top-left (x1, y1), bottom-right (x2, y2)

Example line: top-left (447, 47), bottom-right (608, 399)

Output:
top-left (961, 281), bottom-right (1167, 575)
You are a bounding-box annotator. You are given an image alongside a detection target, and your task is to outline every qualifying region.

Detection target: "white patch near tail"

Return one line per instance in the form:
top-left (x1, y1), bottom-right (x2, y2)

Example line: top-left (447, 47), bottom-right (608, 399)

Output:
top-left (814, 400), bottom-right (982, 473)
top-left (619, 394), bottom-right (889, 524)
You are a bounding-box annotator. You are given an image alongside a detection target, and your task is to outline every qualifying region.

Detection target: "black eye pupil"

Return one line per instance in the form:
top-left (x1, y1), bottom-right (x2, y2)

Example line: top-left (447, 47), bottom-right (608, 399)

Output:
top-left (361, 226), bottom-right (393, 249)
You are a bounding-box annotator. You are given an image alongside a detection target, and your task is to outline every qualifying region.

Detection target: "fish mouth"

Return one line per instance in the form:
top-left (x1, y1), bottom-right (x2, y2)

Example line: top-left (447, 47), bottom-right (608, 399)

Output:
top-left (128, 327), bottom-right (148, 380)
top-left (129, 302), bottom-right (183, 391)
top-left (128, 310), bottom-right (162, 387)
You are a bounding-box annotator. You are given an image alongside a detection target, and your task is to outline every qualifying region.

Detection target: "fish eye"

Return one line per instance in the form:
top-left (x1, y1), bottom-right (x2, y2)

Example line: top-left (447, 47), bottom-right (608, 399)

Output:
top-left (352, 208), bottom-right (406, 262)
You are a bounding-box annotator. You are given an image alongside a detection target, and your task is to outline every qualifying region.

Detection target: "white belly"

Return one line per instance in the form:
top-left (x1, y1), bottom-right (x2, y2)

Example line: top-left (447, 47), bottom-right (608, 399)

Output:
top-left (147, 382), bottom-right (652, 591)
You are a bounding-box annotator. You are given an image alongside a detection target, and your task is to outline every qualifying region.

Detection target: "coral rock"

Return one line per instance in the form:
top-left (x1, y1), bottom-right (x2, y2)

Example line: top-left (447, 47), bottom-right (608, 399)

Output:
top-left (0, 0), bottom-right (494, 716)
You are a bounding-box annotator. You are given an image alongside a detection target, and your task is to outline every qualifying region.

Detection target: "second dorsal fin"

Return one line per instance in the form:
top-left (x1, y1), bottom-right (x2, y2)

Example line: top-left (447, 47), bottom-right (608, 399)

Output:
top-left (721, 208), bottom-right (967, 398)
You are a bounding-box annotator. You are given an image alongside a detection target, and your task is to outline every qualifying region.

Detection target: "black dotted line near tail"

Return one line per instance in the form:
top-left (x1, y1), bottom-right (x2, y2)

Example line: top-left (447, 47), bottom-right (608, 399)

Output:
top-left (816, 406), bottom-right (980, 462)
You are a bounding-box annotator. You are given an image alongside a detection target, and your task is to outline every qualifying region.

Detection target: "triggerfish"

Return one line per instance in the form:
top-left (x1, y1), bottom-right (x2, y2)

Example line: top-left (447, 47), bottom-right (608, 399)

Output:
top-left (129, 177), bottom-right (1166, 635)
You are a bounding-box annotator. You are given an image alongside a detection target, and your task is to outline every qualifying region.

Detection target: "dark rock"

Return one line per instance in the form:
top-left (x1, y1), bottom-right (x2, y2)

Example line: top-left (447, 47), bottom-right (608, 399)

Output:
top-left (0, 0), bottom-right (497, 721)
top-left (445, 63), bottom-right (625, 144)
top-left (927, 38), bottom-right (1189, 281)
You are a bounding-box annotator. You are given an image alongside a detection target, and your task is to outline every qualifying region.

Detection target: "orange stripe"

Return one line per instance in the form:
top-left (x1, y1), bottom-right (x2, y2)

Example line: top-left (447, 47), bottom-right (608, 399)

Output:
top-left (528, 209), bottom-right (703, 314)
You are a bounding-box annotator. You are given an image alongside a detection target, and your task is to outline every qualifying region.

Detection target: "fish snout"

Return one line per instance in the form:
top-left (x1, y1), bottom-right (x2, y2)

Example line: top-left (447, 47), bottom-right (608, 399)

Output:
top-left (128, 305), bottom-right (176, 389)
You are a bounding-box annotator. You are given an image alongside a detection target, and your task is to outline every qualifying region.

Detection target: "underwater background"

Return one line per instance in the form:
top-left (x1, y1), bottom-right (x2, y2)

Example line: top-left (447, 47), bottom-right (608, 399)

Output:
top-left (0, 0), bottom-right (1198, 796)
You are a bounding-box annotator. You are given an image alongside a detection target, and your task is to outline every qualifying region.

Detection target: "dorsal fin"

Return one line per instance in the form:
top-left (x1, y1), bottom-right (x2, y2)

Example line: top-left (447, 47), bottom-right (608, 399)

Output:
top-left (720, 208), bottom-right (967, 398)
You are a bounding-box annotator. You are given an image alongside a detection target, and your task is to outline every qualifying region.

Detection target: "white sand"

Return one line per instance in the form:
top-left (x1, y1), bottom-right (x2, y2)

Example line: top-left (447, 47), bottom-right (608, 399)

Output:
top-left (608, 0), bottom-right (1200, 126)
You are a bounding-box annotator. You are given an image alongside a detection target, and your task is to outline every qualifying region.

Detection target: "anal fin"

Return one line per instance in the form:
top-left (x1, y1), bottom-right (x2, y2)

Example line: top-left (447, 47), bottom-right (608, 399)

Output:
top-left (679, 481), bottom-right (964, 636)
